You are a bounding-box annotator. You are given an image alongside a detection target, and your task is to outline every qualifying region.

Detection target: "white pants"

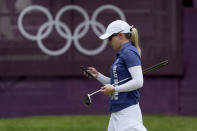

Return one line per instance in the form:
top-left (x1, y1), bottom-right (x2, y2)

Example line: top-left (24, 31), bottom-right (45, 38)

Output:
top-left (108, 104), bottom-right (147, 131)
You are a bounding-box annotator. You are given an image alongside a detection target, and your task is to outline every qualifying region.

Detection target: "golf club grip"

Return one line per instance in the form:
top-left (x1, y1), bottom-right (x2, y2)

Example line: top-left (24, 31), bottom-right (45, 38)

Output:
top-left (143, 60), bottom-right (168, 74)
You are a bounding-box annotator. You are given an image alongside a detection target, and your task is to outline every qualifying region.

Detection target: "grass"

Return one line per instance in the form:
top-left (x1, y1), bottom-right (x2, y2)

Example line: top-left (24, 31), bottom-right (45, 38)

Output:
top-left (144, 115), bottom-right (197, 131)
top-left (0, 115), bottom-right (196, 131)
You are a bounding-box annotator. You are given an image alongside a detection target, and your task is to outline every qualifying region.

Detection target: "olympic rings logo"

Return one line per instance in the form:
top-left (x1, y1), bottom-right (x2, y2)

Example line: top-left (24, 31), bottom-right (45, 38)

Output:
top-left (18, 5), bottom-right (126, 56)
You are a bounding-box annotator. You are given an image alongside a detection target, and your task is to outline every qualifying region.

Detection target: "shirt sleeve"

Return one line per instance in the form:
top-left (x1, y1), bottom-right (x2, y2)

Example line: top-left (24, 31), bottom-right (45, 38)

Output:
top-left (114, 65), bottom-right (143, 92)
top-left (96, 72), bottom-right (111, 85)
top-left (122, 49), bottom-right (141, 68)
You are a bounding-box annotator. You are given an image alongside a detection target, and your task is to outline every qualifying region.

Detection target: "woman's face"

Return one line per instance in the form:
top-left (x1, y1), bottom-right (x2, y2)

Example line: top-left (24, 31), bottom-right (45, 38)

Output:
top-left (108, 34), bottom-right (121, 51)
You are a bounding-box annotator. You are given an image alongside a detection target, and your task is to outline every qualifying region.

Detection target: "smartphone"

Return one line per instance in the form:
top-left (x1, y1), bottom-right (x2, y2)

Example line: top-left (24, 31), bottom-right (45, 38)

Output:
top-left (80, 66), bottom-right (94, 78)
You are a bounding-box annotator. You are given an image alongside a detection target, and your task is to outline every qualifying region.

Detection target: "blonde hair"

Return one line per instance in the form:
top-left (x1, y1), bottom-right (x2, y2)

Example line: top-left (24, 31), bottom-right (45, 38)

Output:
top-left (131, 27), bottom-right (141, 56)
top-left (125, 26), bottom-right (141, 57)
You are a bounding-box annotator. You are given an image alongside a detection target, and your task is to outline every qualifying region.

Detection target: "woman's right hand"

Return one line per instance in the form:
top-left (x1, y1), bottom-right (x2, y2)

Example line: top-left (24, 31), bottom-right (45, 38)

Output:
top-left (84, 67), bottom-right (99, 78)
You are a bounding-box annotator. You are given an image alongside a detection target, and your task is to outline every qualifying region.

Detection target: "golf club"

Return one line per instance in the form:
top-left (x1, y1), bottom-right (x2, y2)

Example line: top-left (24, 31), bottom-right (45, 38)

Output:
top-left (83, 77), bottom-right (132, 106)
top-left (82, 60), bottom-right (168, 106)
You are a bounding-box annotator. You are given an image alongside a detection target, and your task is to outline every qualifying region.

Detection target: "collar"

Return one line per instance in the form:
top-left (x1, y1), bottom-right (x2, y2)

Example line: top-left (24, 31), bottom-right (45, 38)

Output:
top-left (117, 41), bottom-right (133, 56)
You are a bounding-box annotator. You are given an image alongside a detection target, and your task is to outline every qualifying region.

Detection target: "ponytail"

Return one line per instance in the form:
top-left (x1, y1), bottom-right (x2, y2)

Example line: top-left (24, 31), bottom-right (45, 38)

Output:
top-left (131, 27), bottom-right (141, 57)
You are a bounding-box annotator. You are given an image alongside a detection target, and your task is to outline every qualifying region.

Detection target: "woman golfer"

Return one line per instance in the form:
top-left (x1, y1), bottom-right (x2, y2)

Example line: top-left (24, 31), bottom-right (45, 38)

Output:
top-left (85, 20), bottom-right (147, 131)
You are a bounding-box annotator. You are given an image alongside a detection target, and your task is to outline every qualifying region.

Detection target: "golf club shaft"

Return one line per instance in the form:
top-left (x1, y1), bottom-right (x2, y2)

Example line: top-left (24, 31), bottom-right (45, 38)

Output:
top-left (89, 89), bottom-right (102, 96)
top-left (88, 60), bottom-right (168, 97)
top-left (89, 77), bottom-right (131, 96)
top-left (143, 60), bottom-right (168, 74)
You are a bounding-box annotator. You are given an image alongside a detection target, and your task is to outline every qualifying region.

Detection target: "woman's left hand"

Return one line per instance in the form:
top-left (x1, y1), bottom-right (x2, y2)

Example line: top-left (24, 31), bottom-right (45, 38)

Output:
top-left (100, 85), bottom-right (115, 95)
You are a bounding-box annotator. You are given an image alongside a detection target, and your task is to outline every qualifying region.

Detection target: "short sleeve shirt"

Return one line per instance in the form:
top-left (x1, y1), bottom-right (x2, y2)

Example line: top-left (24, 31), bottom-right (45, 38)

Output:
top-left (109, 41), bottom-right (141, 112)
